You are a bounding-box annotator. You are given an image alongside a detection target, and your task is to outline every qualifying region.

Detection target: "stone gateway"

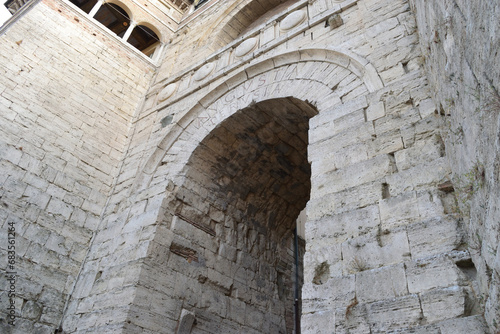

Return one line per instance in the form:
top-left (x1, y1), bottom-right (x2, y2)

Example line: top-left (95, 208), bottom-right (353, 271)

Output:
top-left (0, 0), bottom-right (499, 333)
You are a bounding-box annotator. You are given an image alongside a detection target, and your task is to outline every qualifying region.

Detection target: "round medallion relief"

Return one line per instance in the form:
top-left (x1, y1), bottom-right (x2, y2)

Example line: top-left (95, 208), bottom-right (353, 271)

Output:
top-left (158, 83), bottom-right (177, 102)
top-left (234, 37), bottom-right (259, 57)
top-left (280, 10), bottom-right (307, 31)
top-left (193, 62), bottom-right (215, 81)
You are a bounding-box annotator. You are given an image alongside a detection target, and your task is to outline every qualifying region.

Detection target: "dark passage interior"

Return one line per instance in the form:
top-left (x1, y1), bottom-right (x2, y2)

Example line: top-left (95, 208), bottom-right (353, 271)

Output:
top-left (166, 97), bottom-right (317, 333)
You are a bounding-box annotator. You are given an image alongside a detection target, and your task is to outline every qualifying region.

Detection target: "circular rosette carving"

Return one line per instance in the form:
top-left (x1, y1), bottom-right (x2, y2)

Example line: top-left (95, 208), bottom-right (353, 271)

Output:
top-left (280, 10), bottom-right (307, 32)
top-left (234, 37), bottom-right (259, 58)
top-left (158, 83), bottom-right (177, 102)
top-left (193, 62), bottom-right (215, 81)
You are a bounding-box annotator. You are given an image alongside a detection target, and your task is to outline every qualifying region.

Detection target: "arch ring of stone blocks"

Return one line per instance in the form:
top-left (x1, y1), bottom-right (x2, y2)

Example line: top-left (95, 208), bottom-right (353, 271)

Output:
top-left (131, 47), bottom-right (384, 197)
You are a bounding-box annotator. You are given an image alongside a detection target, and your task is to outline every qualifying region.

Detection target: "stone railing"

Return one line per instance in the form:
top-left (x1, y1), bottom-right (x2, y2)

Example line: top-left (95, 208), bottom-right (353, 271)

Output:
top-left (149, 0), bottom-right (357, 110)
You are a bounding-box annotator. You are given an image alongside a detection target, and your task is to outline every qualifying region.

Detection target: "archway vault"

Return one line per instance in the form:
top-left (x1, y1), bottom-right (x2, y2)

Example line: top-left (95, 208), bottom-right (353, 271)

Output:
top-left (127, 48), bottom-right (378, 332)
top-left (160, 97), bottom-right (317, 332)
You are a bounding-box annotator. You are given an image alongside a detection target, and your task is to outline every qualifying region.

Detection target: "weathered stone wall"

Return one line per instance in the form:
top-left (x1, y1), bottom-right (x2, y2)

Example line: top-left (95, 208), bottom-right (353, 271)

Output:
top-left (1, 0), bottom-right (497, 333)
top-left (60, 0), bottom-right (490, 333)
top-left (0, 0), bottom-right (154, 332)
top-left (410, 0), bottom-right (500, 332)
top-left (156, 0), bottom-right (298, 83)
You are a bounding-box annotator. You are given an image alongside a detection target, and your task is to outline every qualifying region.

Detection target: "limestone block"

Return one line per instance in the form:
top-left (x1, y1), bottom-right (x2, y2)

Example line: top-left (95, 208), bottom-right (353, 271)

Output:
top-left (25, 242), bottom-right (59, 268)
top-left (366, 101), bottom-right (385, 121)
top-left (0, 143), bottom-right (23, 165)
top-left (176, 309), bottom-right (195, 334)
top-left (420, 286), bottom-right (465, 323)
top-left (332, 109), bottom-right (366, 136)
top-left (245, 59), bottom-right (275, 80)
top-left (302, 275), bottom-right (355, 313)
top-left (311, 154), bottom-right (396, 198)
top-left (207, 268), bottom-right (233, 292)
top-left (307, 181), bottom-right (383, 219)
top-left (301, 309), bottom-right (335, 334)
top-left (379, 63), bottom-right (407, 84)
top-left (218, 243), bottom-right (237, 262)
top-left (92, 287), bottom-right (136, 310)
top-left (374, 108), bottom-right (422, 139)
top-left (355, 264), bottom-right (408, 303)
top-left (334, 303), bottom-right (371, 334)
top-left (227, 298), bottom-right (246, 324)
top-left (342, 230), bottom-right (410, 273)
top-left (244, 305), bottom-right (264, 331)
top-left (394, 134), bottom-right (445, 171)
top-left (23, 223), bottom-right (51, 245)
top-left (407, 216), bottom-right (463, 259)
top-left (308, 122), bottom-right (374, 162)
top-left (22, 300), bottom-right (43, 320)
top-left (400, 115), bottom-right (442, 148)
top-left (366, 17), bottom-right (399, 39)
top-left (306, 205), bottom-right (380, 246)
top-left (122, 210), bottom-right (159, 234)
top-left (127, 305), bottom-right (177, 332)
top-left (261, 25), bottom-right (276, 46)
top-left (417, 98), bottom-right (437, 118)
top-left (311, 141), bottom-right (369, 174)
top-left (44, 232), bottom-right (71, 256)
top-left (386, 157), bottom-right (451, 196)
top-left (309, 96), bottom-right (367, 144)
top-left (379, 191), bottom-right (444, 230)
top-left (438, 315), bottom-right (489, 334)
top-left (406, 256), bottom-right (463, 293)
top-left (22, 173), bottom-right (49, 192)
top-left (367, 294), bottom-right (422, 332)
top-left (371, 129), bottom-right (404, 156)
top-left (384, 324), bottom-right (441, 333)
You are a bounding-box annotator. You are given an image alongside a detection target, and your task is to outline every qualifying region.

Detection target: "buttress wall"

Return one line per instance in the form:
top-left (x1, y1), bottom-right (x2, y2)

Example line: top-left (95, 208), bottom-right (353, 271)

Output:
top-left (0, 0), bottom-right (154, 331)
top-left (410, 0), bottom-right (500, 332)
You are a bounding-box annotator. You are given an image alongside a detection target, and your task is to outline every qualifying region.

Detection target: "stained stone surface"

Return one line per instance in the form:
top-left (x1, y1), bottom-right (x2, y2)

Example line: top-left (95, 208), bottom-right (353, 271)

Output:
top-left (0, 0), bottom-right (498, 333)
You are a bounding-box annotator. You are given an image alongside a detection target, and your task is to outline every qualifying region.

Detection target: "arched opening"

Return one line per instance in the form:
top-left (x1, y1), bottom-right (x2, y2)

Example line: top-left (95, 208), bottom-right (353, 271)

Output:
top-left (216, 0), bottom-right (299, 46)
top-left (169, 97), bottom-right (317, 332)
top-left (127, 24), bottom-right (160, 55)
top-left (94, 3), bottom-right (130, 37)
top-left (68, 0), bottom-right (98, 14)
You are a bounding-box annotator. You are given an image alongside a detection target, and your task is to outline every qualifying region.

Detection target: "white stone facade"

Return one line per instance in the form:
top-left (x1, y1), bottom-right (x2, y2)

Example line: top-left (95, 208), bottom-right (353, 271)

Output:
top-left (0, 0), bottom-right (498, 333)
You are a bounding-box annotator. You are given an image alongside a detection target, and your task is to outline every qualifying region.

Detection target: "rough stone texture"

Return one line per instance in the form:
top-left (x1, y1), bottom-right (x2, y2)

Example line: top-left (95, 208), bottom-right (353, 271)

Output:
top-left (0, 0), bottom-right (154, 332)
top-left (410, 0), bottom-right (500, 331)
top-left (0, 0), bottom-right (497, 333)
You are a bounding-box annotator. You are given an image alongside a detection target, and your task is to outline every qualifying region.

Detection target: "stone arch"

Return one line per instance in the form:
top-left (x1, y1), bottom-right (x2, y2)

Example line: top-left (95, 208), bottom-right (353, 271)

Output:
top-left (135, 21), bottom-right (161, 41)
top-left (150, 96), bottom-right (318, 333)
top-left (69, 0), bottom-right (98, 14)
top-left (94, 2), bottom-right (132, 37)
top-left (132, 48), bottom-right (383, 195)
top-left (127, 23), bottom-right (161, 54)
top-left (104, 0), bottom-right (133, 18)
top-left (196, 0), bottom-right (295, 48)
top-left (135, 46), bottom-right (385, 333)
